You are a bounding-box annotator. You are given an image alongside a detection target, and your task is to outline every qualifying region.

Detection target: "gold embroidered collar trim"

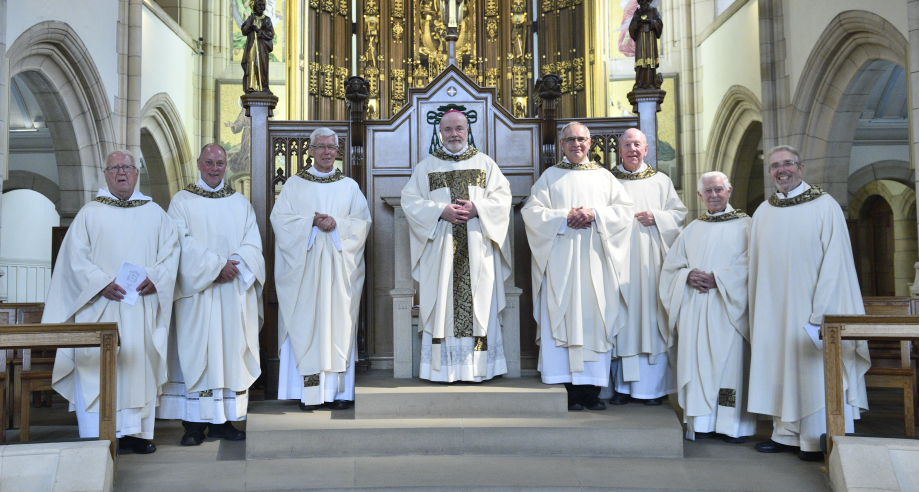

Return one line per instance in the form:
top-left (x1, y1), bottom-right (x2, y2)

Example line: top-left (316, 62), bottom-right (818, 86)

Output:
top-left (296, 166), bottom-right (345, 183)
top-left (93, 196), bottom-right (150, 208)
top-left (184, 183), bottom-right (236, 198)
top-left (768, 185), bottom-right (826, 208)
top-left (555, 161), bottom-right (603, 171)
top-left (432, 146), bottom-right (479, 162)
top-left (696, 210), bottom-right (749, 222)
top-left (612, 166), bottom-right (657, 180)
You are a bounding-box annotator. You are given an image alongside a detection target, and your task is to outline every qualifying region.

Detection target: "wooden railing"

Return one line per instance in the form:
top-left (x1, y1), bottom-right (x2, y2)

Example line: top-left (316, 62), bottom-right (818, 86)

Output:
top-left (0, 323), bottom-right (119, 462)
top-left (821, 315), bottom-right (919, 459)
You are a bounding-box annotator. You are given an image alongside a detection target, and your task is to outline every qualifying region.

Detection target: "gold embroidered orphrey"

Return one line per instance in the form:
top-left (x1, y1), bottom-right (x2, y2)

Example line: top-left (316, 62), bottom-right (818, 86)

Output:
top-left (184, 183), bottom-right (236, 199)
top-left (767, 185), bottom-right (827, 208)
top-left (696, 210), bottom-right (749, 222)
top-left (432, 336), bottom-right (487, 351)
top-left (611, 166), bottom-right (658, 180)
top-left (432, 146), bottom-right (479, 162)
top-left (296, 165), bottom-right (347, 183)
top-left (303, 374), bottom-right (320, 387)
top-left (555, 160), bottom-right (603, 171)
top-left (717, 388), bottom-right (736, 408)
top-left (93, 196), bottom-right (150, 208)
top-left (428, 168), bottom-right (487, 338)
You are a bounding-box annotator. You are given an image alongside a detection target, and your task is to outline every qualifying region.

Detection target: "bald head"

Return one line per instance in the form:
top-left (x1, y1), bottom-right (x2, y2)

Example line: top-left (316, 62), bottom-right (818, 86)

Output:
top-left (197, 143), bottom-right (228, 189)
top-left (620, 128), bottom-right (648, 172)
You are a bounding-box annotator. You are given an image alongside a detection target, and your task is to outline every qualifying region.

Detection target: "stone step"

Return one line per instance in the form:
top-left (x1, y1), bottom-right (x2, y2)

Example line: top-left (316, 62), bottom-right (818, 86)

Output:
top-left (353, 372), bottom-right (568, 419)
top-left (246, 399), bottom-right (684, 460)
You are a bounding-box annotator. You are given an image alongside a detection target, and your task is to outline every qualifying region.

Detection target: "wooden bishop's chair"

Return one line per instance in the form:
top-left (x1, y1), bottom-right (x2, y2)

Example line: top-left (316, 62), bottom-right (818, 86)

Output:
top-left (861, 296), bottom-right (918, 435)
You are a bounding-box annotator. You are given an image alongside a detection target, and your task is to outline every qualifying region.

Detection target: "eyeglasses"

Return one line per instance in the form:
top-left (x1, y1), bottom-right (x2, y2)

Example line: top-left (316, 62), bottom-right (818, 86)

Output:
top-left (769, 160), bottom-right (799, 171)
top-left (105, 165), bottom-right (137, 174)
top-left (311, 145), bottom-right (339, 152)
top-left (562, 137), bottom-right (588, 144)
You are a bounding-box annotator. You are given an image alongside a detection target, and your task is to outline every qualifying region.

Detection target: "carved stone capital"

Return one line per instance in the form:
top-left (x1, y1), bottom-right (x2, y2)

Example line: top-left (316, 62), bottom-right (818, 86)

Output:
top-left (241, 92), bottom-right (279, 118)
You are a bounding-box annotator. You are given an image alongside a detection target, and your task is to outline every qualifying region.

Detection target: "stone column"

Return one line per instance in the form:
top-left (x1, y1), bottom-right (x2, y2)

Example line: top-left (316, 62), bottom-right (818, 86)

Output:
top-left (382, 196), bottom-right (415, 378)
top-left (241, 92), bottom-right (278, 249)
top-left (501, 196), bottom-right (527, 378)
top-left (627, 89), bottom-right (666, 169)
top-left (908, 0), bottom-right (919, 296)
top-left (126, 0), bottom-right (142, 156)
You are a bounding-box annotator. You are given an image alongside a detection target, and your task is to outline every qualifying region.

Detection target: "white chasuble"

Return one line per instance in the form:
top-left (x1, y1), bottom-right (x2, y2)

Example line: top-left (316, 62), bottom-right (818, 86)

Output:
top-left (46, 196), bottom-right (179, 434)
top-left (522, 162), bottom-right (633, 385)
top-left (401, 148), bottom-right (512, 382)
top-left (159, 183), bottom-right (265, 421)
top-left (271, 169), bottom-right (370, 403)
top-left (659, 206), bottom-right (756, 438)
top-left (612, 164), bottom-right (687, 387)
top-left (748, 185), bottom-right (870, 425)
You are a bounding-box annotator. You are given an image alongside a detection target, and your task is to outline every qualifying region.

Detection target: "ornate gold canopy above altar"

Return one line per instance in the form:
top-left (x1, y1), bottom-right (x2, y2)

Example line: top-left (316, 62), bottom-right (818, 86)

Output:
top-left (285, 0), bottom-right (606, 122)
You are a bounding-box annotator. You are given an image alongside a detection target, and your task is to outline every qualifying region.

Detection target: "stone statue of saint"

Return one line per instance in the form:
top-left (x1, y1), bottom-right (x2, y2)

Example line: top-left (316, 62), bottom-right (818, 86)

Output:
top-left (241, 0), bottom-right (274, 94)
top-left (629, 0), bottom-right (663, 90)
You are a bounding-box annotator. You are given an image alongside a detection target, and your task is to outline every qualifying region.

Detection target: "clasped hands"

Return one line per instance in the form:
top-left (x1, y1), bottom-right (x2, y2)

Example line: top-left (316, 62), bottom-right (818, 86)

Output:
top-left (101, 278), bottom-right (156, 301)
top-left (687, 268), bottom-right (716, 294)
top-left (566, 207), bottom-right (595, 229)
top-left (441, 199), bottom-right (478, 225)
top-left (313, 212), bottom-right (337, 232)
top-left (635, 210), bottom-right (655, 226)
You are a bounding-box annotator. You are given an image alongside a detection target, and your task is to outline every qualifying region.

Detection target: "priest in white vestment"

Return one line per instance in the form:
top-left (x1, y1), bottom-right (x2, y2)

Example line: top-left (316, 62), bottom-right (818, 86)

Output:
top-left (272, 128), bottom-right (371, 410)
top-left (157, 144), bottom-right (265, 445)
top-left (45, 150), bottom-right (179, 454)
top-left (523, 122), bottom-right (633, 410)
top-left (610, 128), bottom-right (687, 405)
top-left (659, 171), bottom-right (756, 442)
top-left (748, 145), bottom-right (870, 461)
top-left (401, 109), bottom-right (512, 382)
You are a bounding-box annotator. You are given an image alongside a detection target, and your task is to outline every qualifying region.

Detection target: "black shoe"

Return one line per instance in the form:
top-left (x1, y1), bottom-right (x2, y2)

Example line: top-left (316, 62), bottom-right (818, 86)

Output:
top-left (327, 400), bottom-right (352, 410)
top-left (609, 392), bottom-right (630, 405)
top-left (798, 451), bottom-right (824, 462)
top-left (584, 396), bottom-right (606, 411)
top-left (642, 396), bottom-right (664, 406)
top-left (693, 432), bottom-right (714, 440)
top-left (754, 440), bottom-right (796, 453)
top-left (298, 402), bottom-right (320, 411)
top-left (568, 402), bottom-right (584, 411)
top-left (118, 436), bottom-right (156, 454)
top-left (724, 435), bottom-right (748, 444)
top-left (207, 421), bottom-right (246, 441)
top-left (180, 429), bottom-right (205, 446)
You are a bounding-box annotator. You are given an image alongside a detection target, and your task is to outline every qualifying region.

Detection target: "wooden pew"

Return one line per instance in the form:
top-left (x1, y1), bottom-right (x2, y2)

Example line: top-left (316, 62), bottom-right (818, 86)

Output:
top-left (0, 323), bottom-right (119, 463)
top-left (822, 315), bottom-right (919, 459)
top-left (0, 303), bottom-right (46, 440)
top-left (861, 297), bottom-right (917, 435)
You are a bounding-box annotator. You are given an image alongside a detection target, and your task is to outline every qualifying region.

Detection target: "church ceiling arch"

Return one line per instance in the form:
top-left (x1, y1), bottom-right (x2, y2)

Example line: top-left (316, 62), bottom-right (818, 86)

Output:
top-left (787, 10), bottom-right (907, 206)
top-left (7, 21), bottom-right (117, 219)
top-left (140, 92), bottom-right (194, 206)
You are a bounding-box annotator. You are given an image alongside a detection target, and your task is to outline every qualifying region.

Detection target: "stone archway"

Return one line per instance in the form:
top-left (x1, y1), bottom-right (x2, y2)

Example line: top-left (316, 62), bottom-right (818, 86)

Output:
top-left (705, 85), bottom-right (764, 216)
top-left (787, 11), bottom-right (907, 206)
top-left (7, 22), bottom-right (117, 221)
top-left (849, 180), bottom-right (917, 296)
top-left (140, 93), bottom-right (194, 208)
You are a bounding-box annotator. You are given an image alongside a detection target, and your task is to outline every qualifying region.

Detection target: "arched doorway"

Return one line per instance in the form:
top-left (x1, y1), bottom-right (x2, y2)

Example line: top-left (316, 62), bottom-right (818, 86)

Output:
top-left (857, 196), bottom-right (896, 296)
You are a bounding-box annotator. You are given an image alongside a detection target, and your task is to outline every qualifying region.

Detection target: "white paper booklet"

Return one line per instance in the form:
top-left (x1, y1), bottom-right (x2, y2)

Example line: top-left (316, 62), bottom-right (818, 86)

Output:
top-left (115, 261), bottom-right (147, 306)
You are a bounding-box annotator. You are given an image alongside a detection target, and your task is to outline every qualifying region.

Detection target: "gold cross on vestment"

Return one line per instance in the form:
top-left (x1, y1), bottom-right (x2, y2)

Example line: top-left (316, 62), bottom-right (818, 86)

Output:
top-left (428, 168), bottom-right (486, 338)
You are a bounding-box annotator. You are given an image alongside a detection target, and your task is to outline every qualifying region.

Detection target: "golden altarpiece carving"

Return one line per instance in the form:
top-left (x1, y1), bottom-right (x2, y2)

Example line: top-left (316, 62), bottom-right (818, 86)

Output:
top-left (285, 0), bottom-right (605, 122)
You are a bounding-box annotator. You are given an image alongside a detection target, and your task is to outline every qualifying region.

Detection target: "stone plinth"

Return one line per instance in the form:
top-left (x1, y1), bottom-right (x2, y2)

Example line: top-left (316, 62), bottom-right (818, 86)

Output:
top-left (0, 440), bottom-right (114, 492)
top-left (627, 88), bottom-right (667, 169)
top-left (829, 436), bottom-right (919, 492)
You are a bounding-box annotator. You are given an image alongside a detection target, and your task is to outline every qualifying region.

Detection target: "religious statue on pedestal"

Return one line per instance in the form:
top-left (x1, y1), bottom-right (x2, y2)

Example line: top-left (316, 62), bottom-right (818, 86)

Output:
top-left (629, 0), bottom-right (663, 90)
top-left (241, 0), bottom-right (274, 94)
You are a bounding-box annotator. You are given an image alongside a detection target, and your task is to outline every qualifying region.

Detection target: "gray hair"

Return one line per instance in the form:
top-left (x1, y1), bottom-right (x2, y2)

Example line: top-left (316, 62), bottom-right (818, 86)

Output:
top-left (766, 144), bottom-right (801, 164)
top-left (558, 121), bottom-right (591, 141)
top-left (309, 127), bottom-right (338, 145)
top-left (697, 171), bottom-right (732, 193)
top-left (105, 149), bottom-right (136, 168)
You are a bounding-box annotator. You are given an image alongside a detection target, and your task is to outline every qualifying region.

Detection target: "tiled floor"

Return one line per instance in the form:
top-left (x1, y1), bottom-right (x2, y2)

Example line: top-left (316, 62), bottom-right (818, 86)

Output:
top-left (5, 385), bottom-right (915, 491)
